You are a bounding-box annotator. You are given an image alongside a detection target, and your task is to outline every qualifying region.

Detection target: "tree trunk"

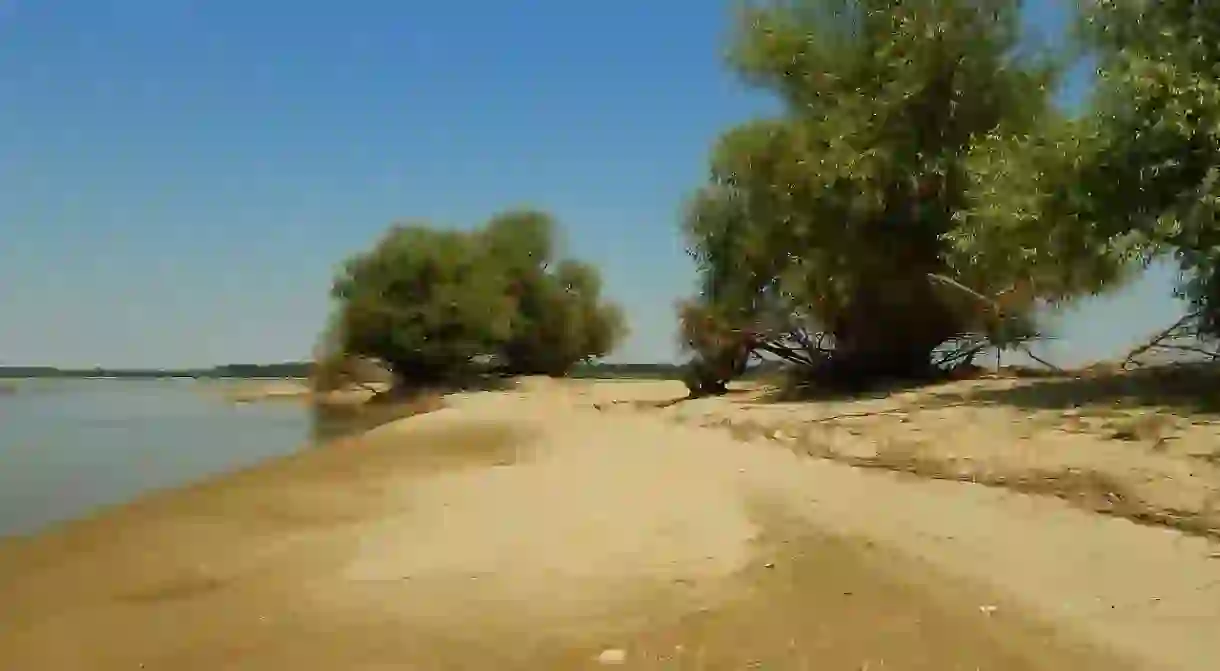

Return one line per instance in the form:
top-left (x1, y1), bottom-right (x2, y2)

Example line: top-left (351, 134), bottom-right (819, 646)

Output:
top-left (823, 279), bottom-right (960, 388)
top-left (683, 341), bottom-right (749, 397)
top-left (825, 332), bottom-right (942, 384)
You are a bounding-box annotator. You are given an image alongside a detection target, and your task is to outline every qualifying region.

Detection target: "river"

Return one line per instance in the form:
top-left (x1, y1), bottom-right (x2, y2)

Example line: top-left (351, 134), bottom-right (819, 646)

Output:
top-left (0, 379), bottom-right (314, 538)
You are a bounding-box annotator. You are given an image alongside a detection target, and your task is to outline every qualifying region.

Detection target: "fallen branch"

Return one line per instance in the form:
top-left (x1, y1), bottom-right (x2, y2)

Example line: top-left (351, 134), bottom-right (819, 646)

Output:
top-left (933, 339), bottom-right (989, 368)
top-left (1017, 344), bottom-right (1065, 373)
top-left (1121, 310), bottom-right (1207, 369)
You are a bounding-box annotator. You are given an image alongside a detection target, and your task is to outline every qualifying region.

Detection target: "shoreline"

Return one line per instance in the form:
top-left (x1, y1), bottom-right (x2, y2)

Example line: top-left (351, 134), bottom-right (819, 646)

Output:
top-left (2, 378), bottom-right (1218, 669)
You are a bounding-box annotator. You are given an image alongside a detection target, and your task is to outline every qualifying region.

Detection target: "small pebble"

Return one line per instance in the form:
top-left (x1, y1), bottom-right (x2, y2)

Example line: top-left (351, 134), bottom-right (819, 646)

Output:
top-left (979, 605), bottom-right (998, 615)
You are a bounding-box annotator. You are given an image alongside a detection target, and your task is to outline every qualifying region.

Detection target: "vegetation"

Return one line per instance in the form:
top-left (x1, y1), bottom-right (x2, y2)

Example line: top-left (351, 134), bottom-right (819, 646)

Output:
top-left (676, 0), bottom-right (1220, 397)
top-left (1074, 0), bottom-right (1220, 339)
top-left (482, 211), bottom-right (628, 376)
top-left (940, 0), bottom-right (1220, 369)
top-left (326, 209), bottom-right (627, 388)
top-left (59, 1), bottom-right (1215, 399)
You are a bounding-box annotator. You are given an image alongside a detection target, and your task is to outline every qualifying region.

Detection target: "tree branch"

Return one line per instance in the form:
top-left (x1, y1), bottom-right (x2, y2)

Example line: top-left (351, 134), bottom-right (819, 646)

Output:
top-left (1017, 344), bottom-right (1064, 373)
top-left (1121, 310), bottom-right (1205, 369)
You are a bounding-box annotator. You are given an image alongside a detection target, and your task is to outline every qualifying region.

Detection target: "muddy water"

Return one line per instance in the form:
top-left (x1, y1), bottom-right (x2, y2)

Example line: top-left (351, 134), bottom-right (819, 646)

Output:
top-left (0, 418), bottom-right (1129, 670)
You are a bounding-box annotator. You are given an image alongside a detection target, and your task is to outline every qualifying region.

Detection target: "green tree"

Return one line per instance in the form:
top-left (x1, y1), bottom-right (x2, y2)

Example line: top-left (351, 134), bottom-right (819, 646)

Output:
top-left (331, 224), bottom-right (516, 386)
top-left (328, 211), bottom-right (626, 388)
top-left (480, 209), bottom-right (628, 375)
top-left (679, 0), bottom-right (1125, 393)
top-left (310, 311), bottom-right (393, 392)
top-left (1067, 0), bottom-right (1220, 338)
top-left (548, 259), bottom-right (628, 372)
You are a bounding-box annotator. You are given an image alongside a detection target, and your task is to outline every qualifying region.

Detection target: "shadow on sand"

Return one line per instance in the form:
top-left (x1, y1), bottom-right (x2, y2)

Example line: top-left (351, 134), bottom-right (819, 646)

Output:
top-left (923, 363), bottom-right (1220, 417)
top-left (309, 393), bottom-right (446, 444)
top-left (743, 362), bottom-right (1220, 420)
top-left (308, 375), bottom-right (521, 444)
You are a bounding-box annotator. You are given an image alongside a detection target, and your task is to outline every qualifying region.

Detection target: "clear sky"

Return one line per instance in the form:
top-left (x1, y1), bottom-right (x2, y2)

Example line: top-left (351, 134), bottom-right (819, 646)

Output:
top-left (0, 0), bottom-right (1190, 369)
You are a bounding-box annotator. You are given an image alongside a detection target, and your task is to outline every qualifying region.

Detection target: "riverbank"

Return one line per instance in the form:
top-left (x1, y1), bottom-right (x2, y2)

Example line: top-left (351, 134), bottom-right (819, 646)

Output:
top-left (590, 367), bottom-right (1220, 540)
top-left (203, 379), bottom-right (366, 404)
top-left (2, 379), bottom-right (1218, 669)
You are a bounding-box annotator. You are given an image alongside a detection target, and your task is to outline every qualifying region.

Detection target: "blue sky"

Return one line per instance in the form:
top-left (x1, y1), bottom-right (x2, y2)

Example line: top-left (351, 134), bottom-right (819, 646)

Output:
top-left (0, 0), bottom-right (1189, 368)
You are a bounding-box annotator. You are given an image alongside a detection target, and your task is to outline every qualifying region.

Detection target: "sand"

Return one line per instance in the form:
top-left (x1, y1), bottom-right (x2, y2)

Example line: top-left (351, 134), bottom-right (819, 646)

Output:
top-left (207, 379), bottom-right (391, 405)
top-left (596, 372), bottom-right (1220, 537)
top-left (2, 379), bottom-right (1219, 669)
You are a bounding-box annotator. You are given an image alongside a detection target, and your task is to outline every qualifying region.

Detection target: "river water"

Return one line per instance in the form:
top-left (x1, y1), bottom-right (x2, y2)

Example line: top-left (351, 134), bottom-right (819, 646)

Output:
top-left (0, 379), bottom-right (316, 538)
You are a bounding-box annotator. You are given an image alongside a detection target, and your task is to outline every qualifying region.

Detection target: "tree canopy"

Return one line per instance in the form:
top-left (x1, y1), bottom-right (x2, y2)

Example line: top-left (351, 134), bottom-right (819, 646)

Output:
top-left (327, 210), bottom-right (626, 387)
top-left (950, 0), bottom-right (1220, 359)
top-left (1072, 0), bottom-right (1220, 337)
top-left (678, 0), bottom-right (1133, 394)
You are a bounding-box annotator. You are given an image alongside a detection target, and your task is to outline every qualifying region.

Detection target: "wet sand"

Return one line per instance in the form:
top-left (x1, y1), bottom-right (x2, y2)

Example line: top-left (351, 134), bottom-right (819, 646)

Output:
top-left (1, 383), bottom-right (1217, 669)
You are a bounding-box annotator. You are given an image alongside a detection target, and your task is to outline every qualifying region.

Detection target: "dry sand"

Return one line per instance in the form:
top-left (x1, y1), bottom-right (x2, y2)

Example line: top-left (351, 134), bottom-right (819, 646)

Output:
top-left (2, 379), bottom-right (1219, 669)
top-left (596, 371), bottom-right (1220, 538)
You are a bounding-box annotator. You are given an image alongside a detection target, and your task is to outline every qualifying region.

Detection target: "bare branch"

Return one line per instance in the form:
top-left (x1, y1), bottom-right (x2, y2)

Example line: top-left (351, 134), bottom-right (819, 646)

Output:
top-left (1017, 344), bottom-right (1064, 373)
top-left (1121, 310), bottom-right (1206, 369)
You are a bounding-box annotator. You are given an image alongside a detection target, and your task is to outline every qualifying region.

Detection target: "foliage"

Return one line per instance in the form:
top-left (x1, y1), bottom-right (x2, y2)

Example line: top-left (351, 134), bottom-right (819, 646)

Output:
top-left (328, 210), bottom-right (625, 386)
top-left (332, 224), bottom-right (515, 384)
top-left (310, 313), bottom-right (393, 392)
top-left (1069, 0), bottom-right (1220, 338)
top-left (482, 211), bottom-right (628, 375)
top-left (679, 0), bottom-right (1128, 393)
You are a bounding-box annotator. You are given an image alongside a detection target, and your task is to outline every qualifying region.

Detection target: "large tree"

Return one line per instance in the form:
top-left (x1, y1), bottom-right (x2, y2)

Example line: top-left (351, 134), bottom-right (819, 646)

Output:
top-left (680, 0), bottom-right (1127, 394)
top-left (328, 210), bottom-right (626, 387)
top-left (1068, 0), bottom-right (1220, 338)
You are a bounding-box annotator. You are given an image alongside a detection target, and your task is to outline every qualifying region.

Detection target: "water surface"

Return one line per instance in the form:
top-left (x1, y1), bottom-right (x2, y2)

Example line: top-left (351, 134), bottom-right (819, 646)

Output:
top-left (0, 379), bottom-right (312, 538)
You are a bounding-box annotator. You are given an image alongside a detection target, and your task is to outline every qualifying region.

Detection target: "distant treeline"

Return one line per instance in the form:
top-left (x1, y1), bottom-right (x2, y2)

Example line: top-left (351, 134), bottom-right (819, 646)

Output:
top-left (0, 361), bottom-right (718, 381)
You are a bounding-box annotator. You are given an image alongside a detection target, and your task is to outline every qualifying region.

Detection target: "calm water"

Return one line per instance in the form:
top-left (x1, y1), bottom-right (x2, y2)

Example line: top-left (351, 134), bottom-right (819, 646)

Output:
top-left (0, 379), bottom-right (314, 538)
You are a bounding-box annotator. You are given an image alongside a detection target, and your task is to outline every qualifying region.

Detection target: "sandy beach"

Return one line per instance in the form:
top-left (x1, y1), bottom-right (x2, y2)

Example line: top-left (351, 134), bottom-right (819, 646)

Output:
top-left (2, 377), bottom-right (1219, 669)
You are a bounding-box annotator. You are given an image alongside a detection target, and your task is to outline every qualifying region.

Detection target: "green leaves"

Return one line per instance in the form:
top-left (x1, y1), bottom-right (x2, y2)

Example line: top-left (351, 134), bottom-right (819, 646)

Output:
top-left (681, 0), bottom-right (1091, 383)
top-left (329, 210), bottom-right (625, 385)
top-left (331, 224), bottom-right (516, 381)
top-left (483, 208), bottom-right (558, 271)
top-left (1077, 0), bottom-right (1220, 335)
